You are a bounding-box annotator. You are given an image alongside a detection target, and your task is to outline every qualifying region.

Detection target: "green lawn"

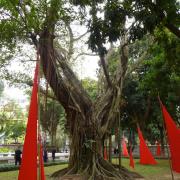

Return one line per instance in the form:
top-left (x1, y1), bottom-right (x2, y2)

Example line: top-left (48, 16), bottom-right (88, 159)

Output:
top-left (113, 158), bottom-right (180, 180)
top-left (0, 159), bottom-right (179, 180)
top-left (0, 164), bottom-right (68, 180)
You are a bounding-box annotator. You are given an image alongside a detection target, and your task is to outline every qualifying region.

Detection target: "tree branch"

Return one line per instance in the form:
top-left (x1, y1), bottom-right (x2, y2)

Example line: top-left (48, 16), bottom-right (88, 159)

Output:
top-left (165, 23), bottom-right (180, 38)
top-left (39, 29), bottom-right (92, 119)
top-left (9, 0), bottom-right (29, 33)
top-left (73, 52), bottom-right (98, 60)
top-left (149, 2), bottom-right (180, 38)
top-left (100, 55), bottom-right (112, 88)
top-left (66, 23), bottom-right (74, 60)
top-left (126, 51), bottom-right (147, 76)
top-left (73, 31), bottom-right (89, 42)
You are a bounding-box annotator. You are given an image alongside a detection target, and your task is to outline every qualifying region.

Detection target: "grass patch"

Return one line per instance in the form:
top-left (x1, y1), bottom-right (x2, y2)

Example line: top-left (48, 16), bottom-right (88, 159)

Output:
top-left (0, 164), bottom-right (68, 180)
top-left (113, 158), bottom-right (179, 179)
top-left (0, 161), bottom-right (67, 172)
top-left (0, 159), bottom-right (179, 180)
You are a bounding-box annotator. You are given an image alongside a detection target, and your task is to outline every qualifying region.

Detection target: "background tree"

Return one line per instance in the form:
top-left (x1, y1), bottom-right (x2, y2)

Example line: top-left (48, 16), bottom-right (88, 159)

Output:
top-left (81, 78), bottom-right (98, 101)
top-left (120, 29), bottom-right (180, 152)
top-left (0, 100), bottom-right (26, 143)
top-left (40, 98), bottom-right (65, 147)
top-left (106, 28), bottom-right (180, 152)
top-left (136, 29), bottom-right (180, 151)
top-left (3, 122), bottom-right (26, 143)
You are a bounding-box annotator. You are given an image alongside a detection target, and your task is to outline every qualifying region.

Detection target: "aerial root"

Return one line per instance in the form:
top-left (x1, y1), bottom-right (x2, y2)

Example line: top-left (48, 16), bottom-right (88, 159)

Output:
top-left (51, 157), bottom-right (137, 180)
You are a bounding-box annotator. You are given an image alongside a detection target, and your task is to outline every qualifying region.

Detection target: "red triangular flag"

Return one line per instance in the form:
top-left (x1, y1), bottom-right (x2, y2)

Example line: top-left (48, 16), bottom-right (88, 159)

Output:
top-left (156, 141), bottom-right (161, 156)
top-left (39, 138), bottom-right (46, 180)
top-left (129, 146), bottom-right (135, 169)
top-left (104, 147), bottom-right (108, 160)
top-left (18, 63), bottom-right (38, 180)
top-left (122, 138), bottom-right (129, 157)
top-left (137, 127), bottom-right (157, 165)
top-left (160, 101), bottom-right (180, 173)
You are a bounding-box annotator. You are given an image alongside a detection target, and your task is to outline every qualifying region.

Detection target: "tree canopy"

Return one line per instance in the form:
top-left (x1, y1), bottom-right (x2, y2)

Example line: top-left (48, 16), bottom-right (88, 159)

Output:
top-left (0, 100), bottom-right (26, 143)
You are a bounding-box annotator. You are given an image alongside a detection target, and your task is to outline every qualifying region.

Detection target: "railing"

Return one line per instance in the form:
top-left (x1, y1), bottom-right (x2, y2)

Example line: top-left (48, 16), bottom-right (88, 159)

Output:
top-left (0, 152), bottom-right (70, 164)
top-left (0, 145), bottom-right (170, 164)
top-left (108, 145), bottom-right (170, 158)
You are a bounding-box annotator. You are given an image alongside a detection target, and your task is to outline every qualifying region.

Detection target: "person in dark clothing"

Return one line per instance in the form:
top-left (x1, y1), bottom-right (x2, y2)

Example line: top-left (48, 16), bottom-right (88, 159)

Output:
top-left (15, 148), bottom-right (22, 165)
top-left (52, 148), bottom-right (56, 161)
top-left (114, 148), bottom-right (117, 155)
top-left (43, 148), bottom-right (48, 162)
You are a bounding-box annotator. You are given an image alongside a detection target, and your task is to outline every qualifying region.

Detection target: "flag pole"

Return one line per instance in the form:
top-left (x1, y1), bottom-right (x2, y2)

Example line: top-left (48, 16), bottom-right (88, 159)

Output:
top-left (118, 111), bottom-right (122, 169)
top-left (37, 50), bottom-right (41, 180)
top-left (158, 96), bottom-right (174, 180)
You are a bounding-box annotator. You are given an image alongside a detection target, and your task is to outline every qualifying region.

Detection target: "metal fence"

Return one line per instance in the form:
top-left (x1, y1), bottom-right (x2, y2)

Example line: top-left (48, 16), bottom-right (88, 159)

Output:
top-left (108, 145), bottom-right (170, 158)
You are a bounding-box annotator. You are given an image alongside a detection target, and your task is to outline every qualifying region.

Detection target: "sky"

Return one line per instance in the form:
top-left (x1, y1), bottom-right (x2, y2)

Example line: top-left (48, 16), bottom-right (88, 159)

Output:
top-left (2, 85), bottom-right (28, 107)
top-left (75, 56), bottom-right (99, 80)
top-left (2, 55), bottom-right (99, 108)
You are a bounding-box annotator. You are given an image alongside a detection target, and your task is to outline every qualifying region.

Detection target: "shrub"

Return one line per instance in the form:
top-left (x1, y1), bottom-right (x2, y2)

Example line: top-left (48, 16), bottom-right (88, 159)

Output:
top-left (0, 148), bottom-right (12, 153)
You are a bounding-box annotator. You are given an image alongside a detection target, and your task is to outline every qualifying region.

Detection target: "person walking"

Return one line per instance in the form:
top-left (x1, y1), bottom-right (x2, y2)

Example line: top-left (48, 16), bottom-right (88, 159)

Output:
top-left (15, 147), bottom-right (22, 165)
top-left (43, 148), bottom-right (48, 162)
top-left (52, 148), bottom-right (56, 161)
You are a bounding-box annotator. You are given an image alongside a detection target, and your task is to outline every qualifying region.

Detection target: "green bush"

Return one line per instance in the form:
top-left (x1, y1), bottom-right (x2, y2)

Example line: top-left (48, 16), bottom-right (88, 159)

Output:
top-left (0, 161), bottom-right (68, 172)
top-left (0, 148), bottom-right (12, 153)
top-left (0, 164), bottom-right (19, 172)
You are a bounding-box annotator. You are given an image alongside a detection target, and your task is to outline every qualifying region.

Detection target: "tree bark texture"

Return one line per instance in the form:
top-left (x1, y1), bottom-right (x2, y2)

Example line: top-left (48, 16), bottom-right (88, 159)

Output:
top-left (36, 2), bottom-right (138, 176)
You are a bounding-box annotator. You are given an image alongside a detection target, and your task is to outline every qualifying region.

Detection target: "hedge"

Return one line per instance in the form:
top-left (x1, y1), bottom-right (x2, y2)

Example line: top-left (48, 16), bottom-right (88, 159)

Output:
top-left (0, 161), bottom-right (68, 172)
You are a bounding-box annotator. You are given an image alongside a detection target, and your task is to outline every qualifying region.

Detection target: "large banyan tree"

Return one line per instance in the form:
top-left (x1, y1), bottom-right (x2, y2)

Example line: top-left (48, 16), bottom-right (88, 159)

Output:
top-left (0, 0), bottom-right (179, 179)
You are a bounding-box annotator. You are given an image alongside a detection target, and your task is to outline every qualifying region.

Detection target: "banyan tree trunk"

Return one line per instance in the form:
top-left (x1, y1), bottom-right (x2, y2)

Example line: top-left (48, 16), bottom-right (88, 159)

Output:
top-left (37, 22), bottom-right (140, 180)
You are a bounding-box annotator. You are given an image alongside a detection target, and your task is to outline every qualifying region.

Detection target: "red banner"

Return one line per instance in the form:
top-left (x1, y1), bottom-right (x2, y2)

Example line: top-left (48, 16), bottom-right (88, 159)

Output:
top-left (137, 127), bottom-right (157, 165)
top-left (40, 140), bottom-right (46, 180)
top-left (156, 141), bottom-right (161, 156)
top-left (104, 147), bottom-right (108, 160)
top-left (18, 63), bottom-right (38, 180)
top-left (122, 138), bottom-right (129, 157)
top-left (129, 146), bottom-right (135, 169)
top-left (160, 101), bottom-right (180, 173)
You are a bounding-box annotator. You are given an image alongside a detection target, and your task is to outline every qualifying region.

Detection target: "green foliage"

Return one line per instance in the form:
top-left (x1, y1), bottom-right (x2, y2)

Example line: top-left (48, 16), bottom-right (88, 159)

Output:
top-left (76, 0), bottom-right (179, 55)
top-left (0, 0), bottom-right (80, 88)
top-left (139, 29), bottom-right (180, 108)
top-left (104, 0), bottom-right (127, 42)
top-left (40, 99), bottom-right (64, 132)
top-left (4, 122), bottom-right (26, 143)
top-left (0, 147), bottom-right (11, 153)
top-left (117, 29), bottom-right (180, 142)
top-left (107, 50), bottom-right (119, 77)
top-left (0, 100), bottom-right (26, 143)
top-left (40, 97), bottom-right (65, 146)
top-left (123, 0), bottom-right (180, 40)
top-left (70, 0), bottom-right (103, 7)
top-left (0, 164), bottom-right (19, 173)
top-left (0, 100), bottom-right (24, 121)
top-left (0, 1), bottom-right (27, 48)
top-left (0, 0), bottom-right (74, 46)
top-left (82, 78), bottom-right (98, 101)
top-left (88, 2), bottom-right (107, 56)
top-left (121, 74), bottom-right (147, 129)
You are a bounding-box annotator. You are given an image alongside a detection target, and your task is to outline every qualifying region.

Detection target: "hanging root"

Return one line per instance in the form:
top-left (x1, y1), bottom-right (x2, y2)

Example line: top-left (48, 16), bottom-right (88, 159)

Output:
top-left (51, 157), bottom-right (142, 180)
